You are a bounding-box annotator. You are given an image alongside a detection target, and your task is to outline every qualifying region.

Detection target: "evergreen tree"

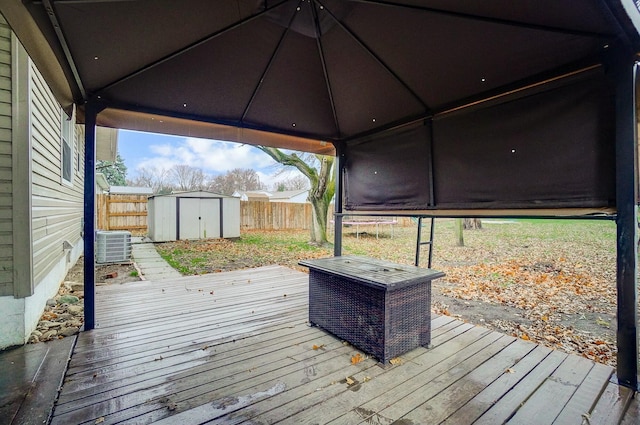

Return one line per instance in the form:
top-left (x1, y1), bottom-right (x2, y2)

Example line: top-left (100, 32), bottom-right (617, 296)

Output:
top-left (97, 153), bottom-right (127, 186)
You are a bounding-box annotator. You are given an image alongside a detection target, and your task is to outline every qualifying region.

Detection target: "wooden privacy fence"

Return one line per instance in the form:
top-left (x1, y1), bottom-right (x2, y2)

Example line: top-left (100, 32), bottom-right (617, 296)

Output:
top-left (240, 201), bottom-right (312, 230)
top-left (96, 197), bottom-right (414, 234)
top-left (240, 202), bottom-right (413, 230)
top-left (97, 194), bottom-right (148, 235)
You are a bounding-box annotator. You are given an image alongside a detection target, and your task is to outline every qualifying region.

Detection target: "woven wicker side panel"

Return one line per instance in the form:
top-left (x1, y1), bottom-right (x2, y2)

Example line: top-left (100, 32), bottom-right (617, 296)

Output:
top-left (309, 271), bottom-right (386, 361)
top-left (385, 283), bottom-right (431, 361)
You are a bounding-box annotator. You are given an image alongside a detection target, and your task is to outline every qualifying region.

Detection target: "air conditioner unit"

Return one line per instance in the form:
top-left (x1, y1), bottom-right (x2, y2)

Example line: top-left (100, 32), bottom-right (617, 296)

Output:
top-left (96, 231), bottom-right (132, 264)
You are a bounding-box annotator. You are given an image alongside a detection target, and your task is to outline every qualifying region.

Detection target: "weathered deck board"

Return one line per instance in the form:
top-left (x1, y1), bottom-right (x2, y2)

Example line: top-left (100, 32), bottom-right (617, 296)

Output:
top-left (620, 395), bottom-right (639, 425)
top-left (472, 349), bottom-right (569, 425)
top-left (507, 355), bottom-right (597, 424)
top-left (51, 265), bottom-right (637, 425)
top-left (589, 381), bottom-right (635, 424)
top-left (441, 344), bottom-right (554, 424)
top-left (326, 332), bottom-right (509, 425)
top-left (396, 339), bottom-right (537, 424)
top-left (552, 362), bottom-right (614, 425)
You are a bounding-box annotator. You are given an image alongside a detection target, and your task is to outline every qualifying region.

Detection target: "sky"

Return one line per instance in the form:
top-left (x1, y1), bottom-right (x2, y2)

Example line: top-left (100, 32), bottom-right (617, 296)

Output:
top-left (117, 129), bottom-right (303, 189)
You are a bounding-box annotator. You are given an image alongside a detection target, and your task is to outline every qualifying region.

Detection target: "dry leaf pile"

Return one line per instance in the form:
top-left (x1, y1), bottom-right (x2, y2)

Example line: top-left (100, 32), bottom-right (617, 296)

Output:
top-left (441, 259), bottom-right (615, 318)
top-left (436, 257), bottom-right (618, 365)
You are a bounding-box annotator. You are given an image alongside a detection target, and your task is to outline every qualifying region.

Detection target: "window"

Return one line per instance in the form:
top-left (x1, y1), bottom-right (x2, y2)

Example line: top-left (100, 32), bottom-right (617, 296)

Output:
top-left (76, 136), bottom-right (81, 172)
top-left (61, 110), bottom-right (74, 184)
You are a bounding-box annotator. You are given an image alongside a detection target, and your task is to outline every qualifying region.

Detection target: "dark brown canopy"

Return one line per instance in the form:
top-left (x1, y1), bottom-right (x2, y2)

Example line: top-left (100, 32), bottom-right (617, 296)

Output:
top-left (3, 0), bottom-right (639, 386)
top-left (6, 0), bottom-right (640, 211)
top-left (5, 1), bottom-right (639, 148)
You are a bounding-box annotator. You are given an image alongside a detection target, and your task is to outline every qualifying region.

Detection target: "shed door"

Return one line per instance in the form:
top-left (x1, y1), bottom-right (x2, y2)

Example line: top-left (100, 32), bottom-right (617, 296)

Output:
top-left (178, 198), bottom-right (221, 240)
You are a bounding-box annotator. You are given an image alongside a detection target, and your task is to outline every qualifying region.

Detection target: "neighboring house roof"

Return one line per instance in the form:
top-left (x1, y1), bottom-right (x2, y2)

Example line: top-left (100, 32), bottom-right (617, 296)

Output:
top-left (232, 190), bottom-right (272, 201)
top-left (269, 189), bottom-right (308, 200)
top-left (232, 189), bottom-right (309, 203)
top-left (109, 186), bottom-right (153, 195)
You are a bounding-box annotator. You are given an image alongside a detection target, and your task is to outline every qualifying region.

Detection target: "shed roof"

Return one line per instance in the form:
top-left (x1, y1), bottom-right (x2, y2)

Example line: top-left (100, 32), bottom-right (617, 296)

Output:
top-left (109, 186), bottom-right (153, 195)
top-left (149, 190), bottom-right (232, 199)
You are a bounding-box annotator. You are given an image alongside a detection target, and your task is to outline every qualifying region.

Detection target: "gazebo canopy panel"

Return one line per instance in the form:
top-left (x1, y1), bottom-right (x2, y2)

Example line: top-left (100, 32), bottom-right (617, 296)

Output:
top-left (6, 0), bottom-right (640, 212)
top-left (345, 68), bottom-right (617, 212)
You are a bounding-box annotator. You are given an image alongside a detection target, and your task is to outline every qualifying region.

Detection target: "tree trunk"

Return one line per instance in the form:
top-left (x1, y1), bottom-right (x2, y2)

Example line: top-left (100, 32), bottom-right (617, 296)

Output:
top-left (309, 197), bottom-right (330, 245)
top-left (256, 147), bottom-right (335, 246)
top-left (463, 218), bottom-right (483, 230)
top-left (455, 218), bottom-right (464, 247)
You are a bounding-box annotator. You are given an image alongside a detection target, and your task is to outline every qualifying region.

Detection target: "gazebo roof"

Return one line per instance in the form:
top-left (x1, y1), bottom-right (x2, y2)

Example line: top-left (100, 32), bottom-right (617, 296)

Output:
top-left (4, 1), bottom-right (640, 154)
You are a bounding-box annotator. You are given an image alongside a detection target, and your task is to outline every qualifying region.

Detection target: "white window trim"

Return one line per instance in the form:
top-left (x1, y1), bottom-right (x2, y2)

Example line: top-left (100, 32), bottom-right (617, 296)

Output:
top-left (60, 108), bottom-right (74, 186)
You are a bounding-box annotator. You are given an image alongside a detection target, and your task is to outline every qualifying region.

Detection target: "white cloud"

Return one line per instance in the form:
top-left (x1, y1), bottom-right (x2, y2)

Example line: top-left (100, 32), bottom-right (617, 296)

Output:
top-left (132, 136), bottom-right (305, 188)
top-left (135, 138), bottom-right (270, 173)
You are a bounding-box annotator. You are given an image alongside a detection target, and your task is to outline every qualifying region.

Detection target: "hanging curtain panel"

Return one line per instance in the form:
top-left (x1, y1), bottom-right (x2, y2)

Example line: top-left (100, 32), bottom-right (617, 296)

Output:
top-left (344, 122), bottom-right (433, 210)
top-left (344, 71), bottom-right (616, 212)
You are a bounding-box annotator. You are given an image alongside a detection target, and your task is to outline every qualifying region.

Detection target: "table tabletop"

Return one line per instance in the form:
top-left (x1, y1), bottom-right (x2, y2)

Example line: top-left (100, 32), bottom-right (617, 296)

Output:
top-left (299, 255), bottom-right (445, 290)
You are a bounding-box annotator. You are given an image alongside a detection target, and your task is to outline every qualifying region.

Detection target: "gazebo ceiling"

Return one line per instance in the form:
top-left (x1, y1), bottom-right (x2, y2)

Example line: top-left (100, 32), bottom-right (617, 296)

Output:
top-left (6, 0), bottom-right (640, 152)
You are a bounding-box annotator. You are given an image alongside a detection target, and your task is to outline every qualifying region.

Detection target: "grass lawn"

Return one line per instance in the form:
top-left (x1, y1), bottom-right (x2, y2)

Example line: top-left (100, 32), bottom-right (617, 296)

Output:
top-left (156, 218), bottom-right (622, 365)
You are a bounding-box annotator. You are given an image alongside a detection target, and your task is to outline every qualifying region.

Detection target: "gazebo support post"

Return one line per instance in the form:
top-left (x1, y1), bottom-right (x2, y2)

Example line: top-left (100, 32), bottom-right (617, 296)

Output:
top-left (333, 142), bottom-right (345, 257)
top-left (613, 50), bottom-right (639, 390)
top-left (83, 100), bottom-right (105, 330)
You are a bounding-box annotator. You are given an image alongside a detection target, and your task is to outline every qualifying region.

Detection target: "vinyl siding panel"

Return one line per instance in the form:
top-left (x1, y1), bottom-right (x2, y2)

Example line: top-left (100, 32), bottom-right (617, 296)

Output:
top-left (29, 57), bottom-right (84, 286)
top-left (0, 16), bottom-right (11, 296)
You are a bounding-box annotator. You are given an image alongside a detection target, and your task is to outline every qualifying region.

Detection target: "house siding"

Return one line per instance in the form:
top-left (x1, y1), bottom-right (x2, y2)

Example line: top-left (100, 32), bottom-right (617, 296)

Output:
top-left (29, 58), bottom-right (84, 286)
top-left (0, 16), bottom-right (12, 296)
top-left (0, 14), bottom-right (87, 348)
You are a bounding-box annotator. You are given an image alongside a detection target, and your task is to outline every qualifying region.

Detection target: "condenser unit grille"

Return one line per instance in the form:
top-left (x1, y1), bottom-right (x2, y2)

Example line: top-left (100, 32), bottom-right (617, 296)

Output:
top-left (96, 231), bottom-right (132, 264)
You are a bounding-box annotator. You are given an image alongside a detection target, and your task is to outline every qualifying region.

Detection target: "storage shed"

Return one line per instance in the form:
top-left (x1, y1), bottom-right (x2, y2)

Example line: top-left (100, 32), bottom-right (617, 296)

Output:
top-left (147, 191), bottom-right (240, 242)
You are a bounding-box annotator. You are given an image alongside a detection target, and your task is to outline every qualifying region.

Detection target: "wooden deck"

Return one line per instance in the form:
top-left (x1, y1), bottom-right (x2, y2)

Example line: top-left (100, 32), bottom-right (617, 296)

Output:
top-left (51, 266), bottom-right (638, 424)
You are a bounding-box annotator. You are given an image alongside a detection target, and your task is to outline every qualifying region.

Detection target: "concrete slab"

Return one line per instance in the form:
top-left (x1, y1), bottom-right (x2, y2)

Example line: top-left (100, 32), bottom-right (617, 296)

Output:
top-left (132, 242), bottom-right (182, 281)
top-left (139, 269), bottom-right (182, 278)
top-left (134, 258), bottom-right (168, 265)
top-left (143, 273), bottom-right (182, 281)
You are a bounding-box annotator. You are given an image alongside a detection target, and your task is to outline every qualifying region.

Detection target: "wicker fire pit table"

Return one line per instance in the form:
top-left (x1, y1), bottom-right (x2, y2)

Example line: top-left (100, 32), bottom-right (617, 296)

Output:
top-left (299, 255), bottom-right (445, 365)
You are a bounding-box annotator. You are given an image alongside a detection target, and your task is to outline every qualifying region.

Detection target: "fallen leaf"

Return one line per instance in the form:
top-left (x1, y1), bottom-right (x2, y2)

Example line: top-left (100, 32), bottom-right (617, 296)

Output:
top-left (312, 344), bottom-right (325, 350)
top-left (520, 334), bottom-right (530, 341)
top-left (389, 357), bottom-right (404, 366)
top-left (95, 418), bottom-right (105, 424)
top-left (345, 376), bottom-right (355, 385)
top-left (351, 353), bottom-right (363, 364)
